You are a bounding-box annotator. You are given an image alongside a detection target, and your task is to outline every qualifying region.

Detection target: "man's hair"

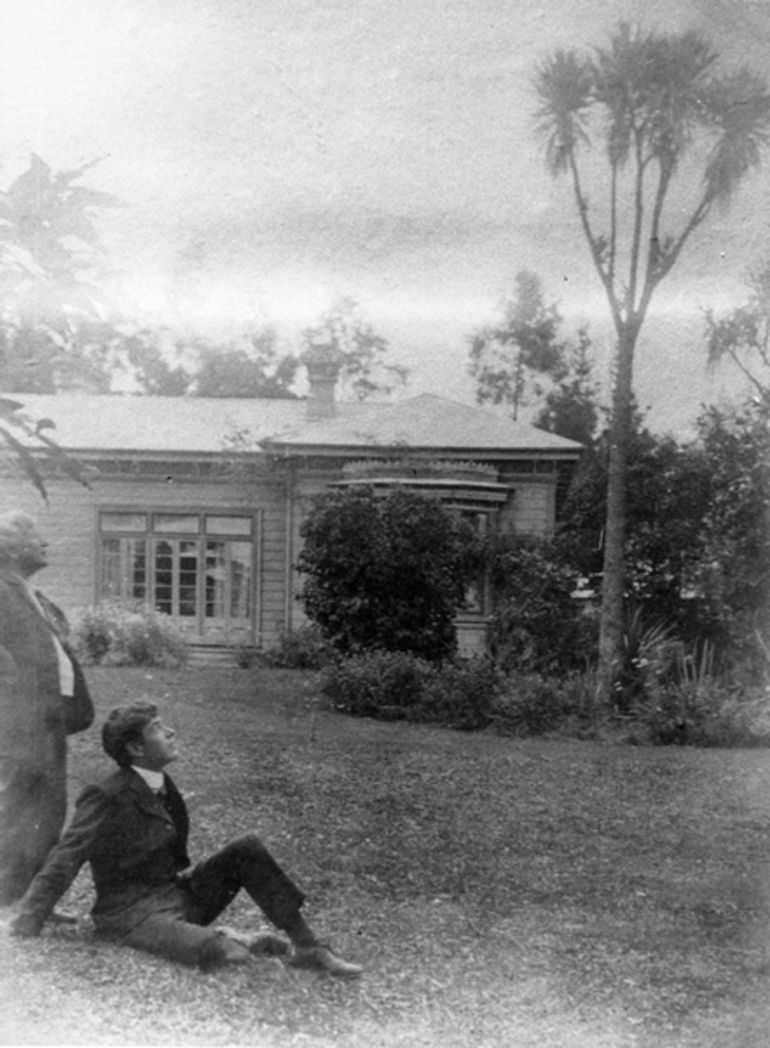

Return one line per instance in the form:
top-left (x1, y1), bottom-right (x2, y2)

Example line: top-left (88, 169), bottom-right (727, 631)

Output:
top-left (102, 702), bottom-right (158, 766)
top-left (0, 511), bottom-right (36, 567)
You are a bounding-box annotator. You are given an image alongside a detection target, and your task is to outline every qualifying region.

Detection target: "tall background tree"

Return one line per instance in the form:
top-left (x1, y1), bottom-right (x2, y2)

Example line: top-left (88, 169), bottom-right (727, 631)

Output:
top-left (303, 296), bottom-right (408, 401)
top-left (534, 23), bottom-right (770, 700)
top-left (92, 327), bottom-right (301, 398)
top-left (73, 298), bottom-right (404, 401)
top-left (468, 270), bottom-right (600, 443)
top-left (700, 265), bottom-right (770, 668)
top-left (704, 259), bottom-right (770, 407)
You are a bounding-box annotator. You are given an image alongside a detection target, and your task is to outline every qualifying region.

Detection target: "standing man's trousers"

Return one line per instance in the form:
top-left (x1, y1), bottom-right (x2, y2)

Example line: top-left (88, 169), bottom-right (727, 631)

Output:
top-left (0, 758), bottom-right (67, 906)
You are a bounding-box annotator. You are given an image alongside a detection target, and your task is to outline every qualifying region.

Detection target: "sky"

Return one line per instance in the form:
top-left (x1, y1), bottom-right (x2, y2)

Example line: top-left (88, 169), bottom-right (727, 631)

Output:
top-left (4, 0), bottom-right (770, 435)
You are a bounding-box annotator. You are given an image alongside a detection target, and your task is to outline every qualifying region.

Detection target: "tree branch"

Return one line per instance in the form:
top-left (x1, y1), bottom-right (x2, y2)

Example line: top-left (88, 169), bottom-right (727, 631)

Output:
top-left (609, 162), bottom-right (618, 290)
top-left (655, 191), bottom-right (712, 284)
top-left (727, 346), bottom-right (768, 395)
top-left (568, 154), bottom-right (623, 333)
top-left (627, 126), bottom-right (647, 316)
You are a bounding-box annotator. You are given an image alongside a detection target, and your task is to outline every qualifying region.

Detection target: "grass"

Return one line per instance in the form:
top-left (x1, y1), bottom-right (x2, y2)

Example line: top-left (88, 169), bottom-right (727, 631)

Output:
top-left (2, 666), bottom-right (770, 1047)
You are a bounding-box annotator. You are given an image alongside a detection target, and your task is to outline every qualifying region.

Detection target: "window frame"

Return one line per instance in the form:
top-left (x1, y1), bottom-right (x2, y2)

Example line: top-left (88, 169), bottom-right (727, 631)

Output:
top-left (95, 507), bottom-right (261, 643)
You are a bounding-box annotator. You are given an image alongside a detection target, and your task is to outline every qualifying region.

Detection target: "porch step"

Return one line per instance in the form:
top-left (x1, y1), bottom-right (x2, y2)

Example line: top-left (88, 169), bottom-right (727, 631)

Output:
top-left (185, 644), bottom-right (238, 667)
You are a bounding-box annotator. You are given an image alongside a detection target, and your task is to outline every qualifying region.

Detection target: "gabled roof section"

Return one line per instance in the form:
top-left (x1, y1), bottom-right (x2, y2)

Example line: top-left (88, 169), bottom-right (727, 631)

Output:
top-left (11, 392), bottom-right (582, 456)
top-left (266, 394), bottom-right (583, 454)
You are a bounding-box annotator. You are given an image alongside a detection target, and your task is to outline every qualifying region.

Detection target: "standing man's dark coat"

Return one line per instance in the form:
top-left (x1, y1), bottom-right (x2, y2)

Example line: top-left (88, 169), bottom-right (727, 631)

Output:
top-left (0, 514), bottom-right (94, 905)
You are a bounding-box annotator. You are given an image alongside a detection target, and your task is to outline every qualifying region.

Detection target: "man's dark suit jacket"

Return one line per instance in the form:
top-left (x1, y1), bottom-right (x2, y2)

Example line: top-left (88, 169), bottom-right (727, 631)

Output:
top-left (0, 569), bottom-right (94, 902)
top-left (14, 767), bottom-right (192, 936)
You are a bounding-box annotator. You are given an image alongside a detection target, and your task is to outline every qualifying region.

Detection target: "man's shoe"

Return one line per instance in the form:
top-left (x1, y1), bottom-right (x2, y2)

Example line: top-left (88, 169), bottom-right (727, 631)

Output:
top-left (218, 927), bottom-right (291, 958)
top-left (246, 933), bottom-right (291, 958)
top-left (289, 944), bottom-right (363, 979)
top-left (205, 936), bottom-right (252, 970)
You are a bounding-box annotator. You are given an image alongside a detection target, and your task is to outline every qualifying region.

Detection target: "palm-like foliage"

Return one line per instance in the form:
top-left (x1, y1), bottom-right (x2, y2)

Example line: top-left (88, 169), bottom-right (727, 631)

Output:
top-left (533, 23), bottom-right (770, 700)
top-left (535, 50), bottom-right (593, 175)
top-left (534, 23), bottom-right (770, 318)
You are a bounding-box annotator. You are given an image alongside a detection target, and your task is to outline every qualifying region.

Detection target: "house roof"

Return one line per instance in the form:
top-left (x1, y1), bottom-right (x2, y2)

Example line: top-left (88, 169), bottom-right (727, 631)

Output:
top-left (12, 392), bottom-right (583, 457)
top-left (13, 393), bottom-right (308, 454)
top-left (267, 394), bottom-right (582, 454)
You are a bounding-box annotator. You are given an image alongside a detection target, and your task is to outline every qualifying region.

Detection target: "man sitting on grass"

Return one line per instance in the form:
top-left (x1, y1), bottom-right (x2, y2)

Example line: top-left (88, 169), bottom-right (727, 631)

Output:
top-left (9, 702), bottom-right (362, 978)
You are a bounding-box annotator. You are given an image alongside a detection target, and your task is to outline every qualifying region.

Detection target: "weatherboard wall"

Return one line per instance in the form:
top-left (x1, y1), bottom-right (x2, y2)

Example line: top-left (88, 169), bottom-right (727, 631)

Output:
top-left (0, 468), bottom-right (292, 648)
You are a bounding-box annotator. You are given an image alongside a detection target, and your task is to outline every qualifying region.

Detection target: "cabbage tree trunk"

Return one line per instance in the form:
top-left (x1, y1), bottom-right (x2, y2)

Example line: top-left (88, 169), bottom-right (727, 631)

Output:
top-left (597, 322), bottom-right (638, 705)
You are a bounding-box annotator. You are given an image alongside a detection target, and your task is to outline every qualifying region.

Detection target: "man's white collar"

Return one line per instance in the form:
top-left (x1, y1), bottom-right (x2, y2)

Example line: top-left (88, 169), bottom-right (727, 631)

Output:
top-left (132, 766), bottom-right (165, 791)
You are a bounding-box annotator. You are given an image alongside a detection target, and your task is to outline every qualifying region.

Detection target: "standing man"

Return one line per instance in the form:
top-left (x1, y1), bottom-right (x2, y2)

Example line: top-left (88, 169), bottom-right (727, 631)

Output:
top-left (10, 702), bottom-right (363, 977)
top-left (0, 511), bottom-right (94, 906)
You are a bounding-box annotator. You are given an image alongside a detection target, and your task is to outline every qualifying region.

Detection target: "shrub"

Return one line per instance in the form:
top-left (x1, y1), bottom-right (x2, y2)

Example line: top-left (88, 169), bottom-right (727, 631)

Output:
top-left (691, 402), bottom-right (770, 672)
top-left (263, 627), bottom-right (335, 670)
top-left (320, 652), bottom-right (609, 736)
top-left (417, 657), bottom-right (503, 731)
top-left (614, 608), bottom-right (679, 711)
top-left (73, 604), bottom-right (113, 664)
top-left (297, 486), bottom-right (480, 662)
top-left (484, 534), bottom-right (591, 674)
top-left (319, 650), bottom-right (433, 719)
top-left (232, 645), bottom-right (264, 669)
top-left (553, 668), bottom-right (612, 737)
top-left (72, 602), bottom-right (188, 668)
top-left (636, 675), bottom-right (770, 747)
top-left (491, 672), bottom-right (570, 736)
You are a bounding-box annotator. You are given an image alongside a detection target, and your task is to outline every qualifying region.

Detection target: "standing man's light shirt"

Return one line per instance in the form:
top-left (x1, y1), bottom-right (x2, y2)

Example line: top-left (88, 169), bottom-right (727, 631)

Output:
top-left (19, 576), bottom-right (75, 698)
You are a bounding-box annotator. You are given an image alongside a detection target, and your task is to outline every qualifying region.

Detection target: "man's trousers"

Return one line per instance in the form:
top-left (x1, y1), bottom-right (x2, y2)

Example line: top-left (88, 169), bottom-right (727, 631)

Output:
top-left (0, 758), bottom-right (67, 906)
top-left (108, 833), bottom-right (306, 969)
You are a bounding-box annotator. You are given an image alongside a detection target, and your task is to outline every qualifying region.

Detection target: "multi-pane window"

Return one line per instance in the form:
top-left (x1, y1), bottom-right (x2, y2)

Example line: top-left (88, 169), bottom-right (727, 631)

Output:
top-left (98, 511), bottom-right (256, 642)
top-left (101, 536), bottom-right (148, 602)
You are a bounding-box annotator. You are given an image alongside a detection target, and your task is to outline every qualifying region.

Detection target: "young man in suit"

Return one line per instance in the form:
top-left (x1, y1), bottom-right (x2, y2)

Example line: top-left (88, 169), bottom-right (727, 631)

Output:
top-left (9, 702), bottom-right (362, 977)
top-left (0, 511), bottom-right (94, 906)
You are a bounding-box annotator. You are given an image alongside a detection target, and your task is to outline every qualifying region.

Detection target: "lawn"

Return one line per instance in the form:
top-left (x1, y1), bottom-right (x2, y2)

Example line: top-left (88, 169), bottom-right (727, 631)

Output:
top-left (2, 666), bottom-right (770, 1047)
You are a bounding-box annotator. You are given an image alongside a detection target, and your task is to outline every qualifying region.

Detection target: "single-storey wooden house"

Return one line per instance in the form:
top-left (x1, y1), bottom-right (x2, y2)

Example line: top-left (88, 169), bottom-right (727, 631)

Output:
top-left (2, 361), bottom-right (582, 657)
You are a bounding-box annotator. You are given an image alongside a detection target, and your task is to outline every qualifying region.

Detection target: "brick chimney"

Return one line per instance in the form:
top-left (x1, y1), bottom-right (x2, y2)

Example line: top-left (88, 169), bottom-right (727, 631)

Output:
top-left (302, 341), bottom-right (342, 421)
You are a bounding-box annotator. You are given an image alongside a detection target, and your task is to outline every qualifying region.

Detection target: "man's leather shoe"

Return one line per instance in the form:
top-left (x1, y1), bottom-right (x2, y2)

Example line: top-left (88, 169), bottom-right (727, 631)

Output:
top-left (218, 927), bottom-right (291, 958)
top-left (289, 944), bottom-right (363, 978)
top-left (246, 933), bottom-right (291, 958)
top-left (215, 937), bottom-right (252, 967)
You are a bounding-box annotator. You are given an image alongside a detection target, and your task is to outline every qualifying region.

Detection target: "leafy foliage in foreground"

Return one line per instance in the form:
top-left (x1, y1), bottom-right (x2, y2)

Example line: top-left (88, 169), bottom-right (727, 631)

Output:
top-left (0, 395), bottom-right (91, 502)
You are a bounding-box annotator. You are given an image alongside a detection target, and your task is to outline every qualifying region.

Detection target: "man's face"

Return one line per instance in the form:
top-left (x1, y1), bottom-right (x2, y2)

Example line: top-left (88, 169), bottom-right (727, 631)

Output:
top-left (15, 524), bottom-right (48, 578)
top-left (129, 717), bottom-right (179, 772)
